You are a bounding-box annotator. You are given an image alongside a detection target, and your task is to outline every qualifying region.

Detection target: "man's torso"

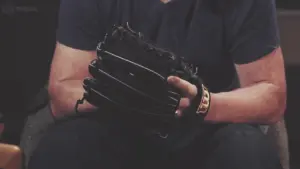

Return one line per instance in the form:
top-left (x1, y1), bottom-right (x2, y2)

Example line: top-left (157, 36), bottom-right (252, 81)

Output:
top-left (57, 0), bottom-right (278, 149)
top-left (99, 0), bottom-right (239, 93)
top-left (93, 0), bottom-right (238, 149)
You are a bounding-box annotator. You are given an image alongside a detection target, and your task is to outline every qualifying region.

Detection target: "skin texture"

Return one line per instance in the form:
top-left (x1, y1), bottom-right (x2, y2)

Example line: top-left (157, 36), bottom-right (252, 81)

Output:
top-left (160, 0), bottom-right (172, 4)
top-left (168, 47), bottom-right (286, 124)
top-left (48, 43), bottom-right (97, 117)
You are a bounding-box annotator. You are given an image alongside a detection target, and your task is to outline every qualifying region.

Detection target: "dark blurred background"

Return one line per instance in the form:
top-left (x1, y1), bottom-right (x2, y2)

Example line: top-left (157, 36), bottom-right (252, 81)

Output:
top-left (276, 0), bottom-right (300, 169)
top-left (0, 0), bottom-right (299, 168)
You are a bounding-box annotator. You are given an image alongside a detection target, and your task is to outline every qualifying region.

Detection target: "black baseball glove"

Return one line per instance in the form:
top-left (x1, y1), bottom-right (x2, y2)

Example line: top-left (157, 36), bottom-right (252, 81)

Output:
top-left (76, 23), bottom-right (211, 119)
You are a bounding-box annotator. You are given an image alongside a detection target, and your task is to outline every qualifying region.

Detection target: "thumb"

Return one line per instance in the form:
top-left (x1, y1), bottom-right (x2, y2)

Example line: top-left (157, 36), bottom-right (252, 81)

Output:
top-left (167, 76), bottom-right (197, 98)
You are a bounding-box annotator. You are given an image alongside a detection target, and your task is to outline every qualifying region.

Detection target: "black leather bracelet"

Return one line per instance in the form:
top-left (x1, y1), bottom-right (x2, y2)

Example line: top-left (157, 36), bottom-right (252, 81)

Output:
top-left (181, 77), bottom-right (211, 119)
top-left (195, 84), bottom-right (211, 116)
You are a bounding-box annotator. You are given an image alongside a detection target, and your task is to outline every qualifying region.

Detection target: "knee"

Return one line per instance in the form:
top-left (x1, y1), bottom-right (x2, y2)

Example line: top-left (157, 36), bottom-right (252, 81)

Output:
top-left (27, 118), bottom-right (107, 169)
top-left (209, 124), bottom-right (281, 169)
top-left (213, 124), bottom-right (270, 150)
top-left (214, 124), bottom-right (264, 139)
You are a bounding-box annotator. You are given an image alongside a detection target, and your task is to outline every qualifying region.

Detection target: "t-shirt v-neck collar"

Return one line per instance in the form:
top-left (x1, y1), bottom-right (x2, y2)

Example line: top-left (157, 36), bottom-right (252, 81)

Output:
top-left (159, 0), bottom-right (178, 5)
top-left (160, 0), bottom-right (172, 4)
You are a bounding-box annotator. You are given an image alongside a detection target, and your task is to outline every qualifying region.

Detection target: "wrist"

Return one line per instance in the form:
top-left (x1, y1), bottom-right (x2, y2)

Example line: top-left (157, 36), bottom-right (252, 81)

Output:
top-left (203, 92), bottom-right (221, 122)
top-left (195, 84), bottom-right (211, 115)
top-left (190, 83), bottom-right (212, 120)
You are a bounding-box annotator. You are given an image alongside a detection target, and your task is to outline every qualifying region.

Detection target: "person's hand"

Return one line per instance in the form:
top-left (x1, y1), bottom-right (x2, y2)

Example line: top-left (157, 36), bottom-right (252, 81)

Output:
top-left (167, 76), bottom-right (198, 117)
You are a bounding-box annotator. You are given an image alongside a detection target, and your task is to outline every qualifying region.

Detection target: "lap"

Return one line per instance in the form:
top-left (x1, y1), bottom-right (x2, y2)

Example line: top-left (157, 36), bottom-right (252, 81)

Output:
top-left (28, 113), bottom-right (146, 169)
top-left (170, 124), bottom-right (282, 169)
top-left (26, 110), bottom-right (282, 169)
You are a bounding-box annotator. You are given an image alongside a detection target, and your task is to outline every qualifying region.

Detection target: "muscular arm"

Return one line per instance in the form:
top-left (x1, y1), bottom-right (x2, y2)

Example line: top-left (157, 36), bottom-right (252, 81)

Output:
top-left (48, 43), bottom-right (97, 117)
top-left (48, 0), bottom-right (108, 117)
top-left (206, 47), bottom-right (286, 124)
top-left (169, 47), bottom-right (286, 124)
top-left (170, 0), bottom-right (285, 124)
top-left (205, 0), bottom-right (286, 124)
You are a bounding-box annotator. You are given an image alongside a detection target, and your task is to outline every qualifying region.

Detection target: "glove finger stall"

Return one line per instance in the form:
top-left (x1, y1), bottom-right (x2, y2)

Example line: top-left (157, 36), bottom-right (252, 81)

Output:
top-left (83, 77), bottom-right (177, 117)
top-left (89, 58), bottom-right (180, 105)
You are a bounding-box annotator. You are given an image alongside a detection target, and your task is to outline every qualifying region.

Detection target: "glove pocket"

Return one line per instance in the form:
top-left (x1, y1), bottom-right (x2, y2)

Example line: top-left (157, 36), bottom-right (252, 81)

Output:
top-left (89, 56), bottom-right (175, 101)
top-left (84, 68), bottom-right (179, 117)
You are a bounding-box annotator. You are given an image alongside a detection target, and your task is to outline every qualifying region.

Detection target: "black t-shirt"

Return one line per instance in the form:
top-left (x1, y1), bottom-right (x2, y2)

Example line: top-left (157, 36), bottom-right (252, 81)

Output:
top-left (56, 0), bottom-right (280, 148)
top-left (57, 0), bottom-right (279, 92)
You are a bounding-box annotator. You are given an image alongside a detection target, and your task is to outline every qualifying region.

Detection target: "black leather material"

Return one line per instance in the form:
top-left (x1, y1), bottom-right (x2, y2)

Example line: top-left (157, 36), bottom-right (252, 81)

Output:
top-left (80, 24), bottom-right (206, 122)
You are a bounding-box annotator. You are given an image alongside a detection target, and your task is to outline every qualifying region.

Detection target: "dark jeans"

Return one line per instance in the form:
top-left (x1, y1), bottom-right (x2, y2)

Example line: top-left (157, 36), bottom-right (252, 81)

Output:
top-left (20, 104), bottom-right (55, 168)
top-left (22, 106), bottom-right (282, 169)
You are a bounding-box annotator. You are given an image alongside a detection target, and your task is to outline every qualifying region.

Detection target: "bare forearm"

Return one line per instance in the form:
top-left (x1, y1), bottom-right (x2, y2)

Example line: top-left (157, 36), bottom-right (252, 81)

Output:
top-left (205, 82), bottom-right (286, 124)
top-left (49, 80), bottom-right (96, 117)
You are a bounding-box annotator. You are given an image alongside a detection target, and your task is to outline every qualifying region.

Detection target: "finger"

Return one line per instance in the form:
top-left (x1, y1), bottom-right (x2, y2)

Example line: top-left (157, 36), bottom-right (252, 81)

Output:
top-left (175, 98), bottom-right (190, 118)
top-left (167, 76), bottom-right (197, 98)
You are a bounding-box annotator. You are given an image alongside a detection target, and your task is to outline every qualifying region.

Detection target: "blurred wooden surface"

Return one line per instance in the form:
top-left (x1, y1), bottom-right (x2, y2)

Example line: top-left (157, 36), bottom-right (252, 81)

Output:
top-left (277, 10), bottom-right (300, 65)
top-left (0, 143), bottom-right (22, 169)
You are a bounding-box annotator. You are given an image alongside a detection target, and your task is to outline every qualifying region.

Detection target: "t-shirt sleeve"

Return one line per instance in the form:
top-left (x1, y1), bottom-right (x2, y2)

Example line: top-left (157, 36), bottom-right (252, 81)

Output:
top-left (228, 0), bottom-right (280, 64)
top-left (56, 0), bottom-right (107, 51)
